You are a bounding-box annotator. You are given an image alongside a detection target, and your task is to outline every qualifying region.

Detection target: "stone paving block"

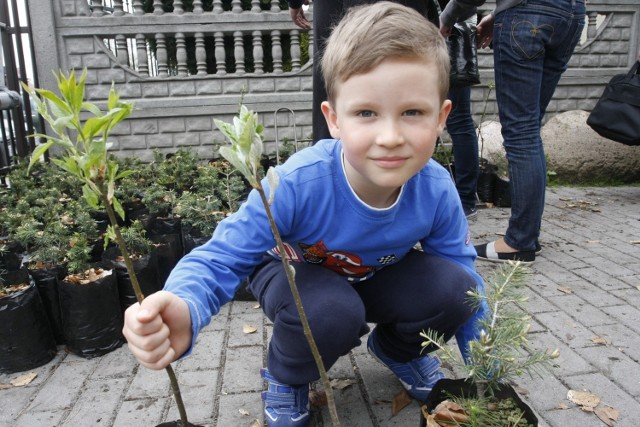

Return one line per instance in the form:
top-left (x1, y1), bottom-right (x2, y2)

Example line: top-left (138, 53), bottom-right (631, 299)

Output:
top-left (26, 359), bottom-right (97, 412)
top-left (59, 377), bottom-right (129, 426)
top-left (579, 345), bottom-right (640, 398)
top-left (560, 278), bottom-right (627, 307)
top-left (311, 383), bottom-right (375, 427)
top-left (546, 293), bottom-right (618, 328)
top-left (601, 304), bottom-right (640, 331)
top-left (178, 329), bottom-right (225, 372)
top-left (125, 364), bottom-right (171, 400)
top-left (113, 397), bottom-right (167, 427)
top-left (216, 391), bottom-right (262, 427)
top-left (221, 346), bottom-right (263, 393)
top-left (611, 286), bottom-right (640, 306)
top-left (165, 369), bottom-right (218, 425)
top-left (564, 373), bottom-right (640, 427)
top-left (227, 312), bottom-right (265, 347)
top-left (535, 311), bottom-right (597, 350)
top-left (91, 346), bottom-right (138, 379)
top-left (14, 410), bottom-right (66, 427)
top-left (591, 322), bottom-right (640, 363)
top-left (0, 385), bottom-right (40, 425)
top-left (528, 331), bottom-right (594, 377)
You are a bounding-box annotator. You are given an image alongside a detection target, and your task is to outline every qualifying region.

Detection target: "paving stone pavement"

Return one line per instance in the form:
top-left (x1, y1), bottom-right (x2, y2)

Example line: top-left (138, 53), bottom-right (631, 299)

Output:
top-left (1, 186), bottom-right (639, 427)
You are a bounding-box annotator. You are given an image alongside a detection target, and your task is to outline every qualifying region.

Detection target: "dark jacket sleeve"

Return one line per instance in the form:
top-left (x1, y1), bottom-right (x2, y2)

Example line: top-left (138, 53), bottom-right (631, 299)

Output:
top-left (287, 0), bottom-right (304, 9)
top-left (440, 0), bottom-right (486, 27)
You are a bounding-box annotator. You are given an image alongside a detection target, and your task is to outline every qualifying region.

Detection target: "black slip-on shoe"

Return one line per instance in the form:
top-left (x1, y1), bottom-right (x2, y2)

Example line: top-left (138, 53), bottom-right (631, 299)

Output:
top-left (475, 241), bottom-right (535, 265)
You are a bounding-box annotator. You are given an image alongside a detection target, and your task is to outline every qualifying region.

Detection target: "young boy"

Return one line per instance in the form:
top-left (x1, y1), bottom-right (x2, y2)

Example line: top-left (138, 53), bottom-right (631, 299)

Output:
top-left (123, 3), bottom-right (487, 427)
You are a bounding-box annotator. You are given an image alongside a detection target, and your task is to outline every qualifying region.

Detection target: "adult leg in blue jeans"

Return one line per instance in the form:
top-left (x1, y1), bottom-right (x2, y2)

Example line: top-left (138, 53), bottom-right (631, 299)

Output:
top-left (447, 85), bottom-right (479, 217)
top-left (475, 0), bottom-right (585, 264)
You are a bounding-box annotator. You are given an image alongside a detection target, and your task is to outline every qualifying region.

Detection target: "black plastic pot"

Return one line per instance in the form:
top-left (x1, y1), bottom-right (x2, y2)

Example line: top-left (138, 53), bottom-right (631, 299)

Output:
top-left (477, 166), bottom-right (497, 204)
top-left (420, 378), bottom-right (537, 427)
top-left (493, 175), bottom-right (511, 208)
top-left (156, 421), bottom-right (203, 427)
top-left (29, 264), bottom-right (67, 344)
top-left (59, 269), bottom-right (125, 358)
top-left (0, 269), bottom-right (57, 374)
top-left (102, 246), bottom-right (162, 313)
top-left (149, 217), bottom-right (184, 285)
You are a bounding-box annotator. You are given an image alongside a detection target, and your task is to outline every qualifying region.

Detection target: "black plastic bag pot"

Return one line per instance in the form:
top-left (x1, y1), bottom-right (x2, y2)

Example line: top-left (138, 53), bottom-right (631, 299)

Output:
top-left (59, 269), bottom-right (125, 358)
top-left (477, 167), bottom-right (497, 203)
top-left (149, 217), bottom-right (184, 285)
top-left (29, 265), bottom-right (67, 344)
top-left (234, 279), bottom-right (256, 302)
top-left (420, 378), bottom-right (538, 427)
top-left (181, 224), bottom-right (210, 255)
top-left (493, 175), bottom-right (511, 208)
top-left (0, 238), bottom-right (24, 271)
top-left (0, 270), bottom-right (57, 374)
top-left (102, 247), bottom-right (162, 314)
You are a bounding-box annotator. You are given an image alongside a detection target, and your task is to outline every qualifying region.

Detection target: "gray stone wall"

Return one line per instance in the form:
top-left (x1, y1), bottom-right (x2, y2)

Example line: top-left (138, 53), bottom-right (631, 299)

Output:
top-left (29, 0), bottom-right (640, 160)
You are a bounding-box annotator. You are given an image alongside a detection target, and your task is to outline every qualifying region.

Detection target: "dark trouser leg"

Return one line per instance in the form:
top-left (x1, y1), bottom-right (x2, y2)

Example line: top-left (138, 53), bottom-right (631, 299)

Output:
top-left (354, 250), bottom-right (476, 362)
top-left (249, 256), bottom-right (369, 385)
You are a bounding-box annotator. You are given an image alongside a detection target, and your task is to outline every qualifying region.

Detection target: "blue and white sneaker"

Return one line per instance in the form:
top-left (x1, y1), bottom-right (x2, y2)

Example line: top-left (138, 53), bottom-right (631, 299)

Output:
top-left (261, 368), bottom-right (310, 427)
top-left (367, 331), bottom-right (444, 401)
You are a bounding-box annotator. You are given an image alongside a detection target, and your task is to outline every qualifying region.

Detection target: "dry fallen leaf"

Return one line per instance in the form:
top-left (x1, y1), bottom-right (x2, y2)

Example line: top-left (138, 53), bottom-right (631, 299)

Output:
top-left (558, 286), bottom-right (573, 294)
top-left (586, 240), bottom-right (601, 244)
top-left (556, 403), bottom-right (570, 410)
top-left (391, 389), bottom-right (412, 416)
top-left (591, 337), bottom-right (610, 346)
top-left (594, 405), bottom-right (620, 427)
top-left (432, 400), bottom-right (470, 424)
top-left (10, 372), bottom-right (37, 387)
top-left (238, 408), bottom-right (250, 416)
top-left (250, 418), bottom-right (261, 427)
top-left (630, 240), bottom-right (640, 245)
top-left (242, 324), bottom-right (257, 334)
top-left (330, 378), bottom-right (355, 390)
top-left (567, 390), bottom-right (601, 411)
top-left (253, 303), bottom-right (261, 309)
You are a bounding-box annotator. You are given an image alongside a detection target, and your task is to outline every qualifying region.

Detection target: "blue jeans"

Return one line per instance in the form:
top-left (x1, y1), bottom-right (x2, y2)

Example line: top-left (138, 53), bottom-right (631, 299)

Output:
top-left (447, 86), bottom-right (479, 211)
top-left (493, 0), bottom-right (585, 251)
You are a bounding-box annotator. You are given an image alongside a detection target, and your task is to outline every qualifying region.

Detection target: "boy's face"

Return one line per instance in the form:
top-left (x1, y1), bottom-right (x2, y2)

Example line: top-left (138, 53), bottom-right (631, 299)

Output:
top-left (321, 57), bottom-right (451, 208)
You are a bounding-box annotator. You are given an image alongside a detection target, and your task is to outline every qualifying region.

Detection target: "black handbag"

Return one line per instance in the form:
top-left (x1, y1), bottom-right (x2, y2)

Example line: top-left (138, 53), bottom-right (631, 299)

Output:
top-left (586, 60), bottom-right (640, 146)
top-left (447, 21), bottom-right (481, 87)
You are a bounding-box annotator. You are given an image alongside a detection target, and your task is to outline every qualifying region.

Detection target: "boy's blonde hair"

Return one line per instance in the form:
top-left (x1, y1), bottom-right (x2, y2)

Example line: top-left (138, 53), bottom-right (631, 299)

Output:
top-left (321, 1), bottom-right (450, 104)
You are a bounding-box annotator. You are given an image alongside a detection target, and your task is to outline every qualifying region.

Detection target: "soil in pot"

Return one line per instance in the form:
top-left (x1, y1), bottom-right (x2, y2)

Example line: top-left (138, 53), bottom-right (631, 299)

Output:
top-left (59, 268), bottom-right (125, 358)
top-left (420, 378), bottom-right (537, 427)
top-left (0, 269), bottom-right (57, 374)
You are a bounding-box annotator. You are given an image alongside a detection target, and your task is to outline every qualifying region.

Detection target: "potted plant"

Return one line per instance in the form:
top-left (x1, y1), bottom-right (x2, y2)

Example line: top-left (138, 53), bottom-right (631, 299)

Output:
top-left (23, 68), bottom-right (197, 426)
top-left (0, 267), bottom-right (57, 373)
top-left (102, 220), bottom-right (162, 314)
top-left (420, 261), bottom-right (559, 426)
top-left (58, 233), bottom-right (125, 358)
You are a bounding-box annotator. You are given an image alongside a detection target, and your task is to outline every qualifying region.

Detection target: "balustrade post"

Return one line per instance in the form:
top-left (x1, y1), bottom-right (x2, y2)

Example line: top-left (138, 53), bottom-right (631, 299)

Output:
top-left (213, 0), bottom-right (223, 14)
top-left (214, 32), bottom-right (226, 75)
top-left (136, 34), bottom-right (149, 75)
top-left (252, 31), bottom-right (264, 74)
top-left (195, 33), bottom-right (207, 75)
top-left (271, 30), bottom-right (283, 74)
top-left (232, 0), bottom-right (243, 13)
top-left (587, 12), bottom-right (598, 41)
top-left (270, 0), bottom-right (280, 12)
top-left (115, 34), bottom-right (129, 65)
top-left (91, 0), bottom-right (105, 16)
top-left (291, 30), bottom-right (300, 71)
top-left (113, 0), bottom-right (125, 15)
top-left (193, 0), bottom-right (204, 13)
top-left (176, 33), bottom-right (188, 76)
top-left (174, 0), bottom-right (184, 14)
top-left (133, 0), bottom-right (144, 15)
top-left (234, 31), bottom-right (246, 74)
top-left (153, 0), bottom-right (164, 15)
top-left (251, 0), bottom-right (261, 13)
top-left (155, 33), bottom-right (169, 77)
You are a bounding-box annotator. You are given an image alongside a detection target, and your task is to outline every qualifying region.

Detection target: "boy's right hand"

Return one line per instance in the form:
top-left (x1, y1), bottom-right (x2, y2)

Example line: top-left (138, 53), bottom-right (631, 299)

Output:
top-left (123, 291), bottom-right (192, 370)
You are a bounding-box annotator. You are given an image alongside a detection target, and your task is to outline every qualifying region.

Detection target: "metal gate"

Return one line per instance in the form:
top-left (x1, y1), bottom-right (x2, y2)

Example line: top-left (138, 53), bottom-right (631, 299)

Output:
top-left (0, 0), bottom-right (40, 177)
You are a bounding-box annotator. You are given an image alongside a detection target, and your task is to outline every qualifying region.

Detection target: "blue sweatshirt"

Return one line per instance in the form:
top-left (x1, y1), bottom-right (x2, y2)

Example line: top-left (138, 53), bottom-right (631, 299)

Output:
top-left (164, 139), bottom-right (481, 349)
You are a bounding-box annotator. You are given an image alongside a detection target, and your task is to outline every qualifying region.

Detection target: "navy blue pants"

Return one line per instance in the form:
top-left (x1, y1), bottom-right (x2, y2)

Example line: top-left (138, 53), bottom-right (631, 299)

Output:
top-left (248, 250), bottom-right (476, 385)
